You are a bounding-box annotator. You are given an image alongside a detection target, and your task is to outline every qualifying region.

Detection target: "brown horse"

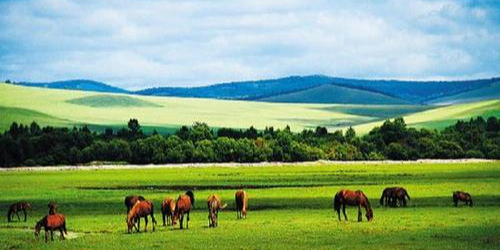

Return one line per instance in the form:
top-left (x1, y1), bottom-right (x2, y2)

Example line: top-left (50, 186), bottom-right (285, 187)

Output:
top-left (126, 200), bottom-right (156, 233)
top-left (334, 189), bottom-right (373, 222)
top-left (48, 201), bottom-right (57, 215)
top-left (207, 195), bottom-right (227, 227)
top-left (124, 195), bottom-right (145, 215)
top-left (7, 201), bottom-right (32, 222)
top-left (453, 191), bottom-right (473, 207)
top-left (161, 197), bottom-right (176, 226)
top-left (172, 194), bottom-right (192, 230)
top-left (34, 214), bottom-right (67, 242)
top-left (235, 190), bottom-right (248, 219)
top-left (380, 187), bottom-right (410, 207)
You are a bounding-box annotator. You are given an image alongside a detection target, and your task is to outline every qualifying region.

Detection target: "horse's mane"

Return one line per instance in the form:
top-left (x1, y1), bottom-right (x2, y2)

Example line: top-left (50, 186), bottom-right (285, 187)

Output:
top-left (361, 192), bottom-right (372, 211)
top-left (185, 190), bottom-right (195, 206)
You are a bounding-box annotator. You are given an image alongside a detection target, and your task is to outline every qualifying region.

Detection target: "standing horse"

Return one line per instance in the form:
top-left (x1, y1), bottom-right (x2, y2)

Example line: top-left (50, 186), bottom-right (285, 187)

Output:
top-left (172, 194), bottom-right (192, 230)
top-left (127, 200), bottom-right (156, 233)
top-left (380, 187), bottom-right (397, 207)
top-left (207, 195), bottom-right (227, 227)
top-left (161, 197), bottom-right (176, 226)
top-left (124, 195), bottom-right (145, 226)
top-left (453, 191), bottom-right (473, 207)
top-left (390, 187), bottom-right (410, 207)
top-left (333, 189), bottom-right (373, 222)
top-left (235, 190), bottom-right (248, 219)
top-left (34, 214), bottom-right (67, 242)
top-left (7, 201), bottom-right (32, 222)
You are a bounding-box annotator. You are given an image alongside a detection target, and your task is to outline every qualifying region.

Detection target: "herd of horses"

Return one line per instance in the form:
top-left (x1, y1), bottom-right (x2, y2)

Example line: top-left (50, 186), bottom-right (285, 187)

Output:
top-left (6, 188), bottom-right (473, 242)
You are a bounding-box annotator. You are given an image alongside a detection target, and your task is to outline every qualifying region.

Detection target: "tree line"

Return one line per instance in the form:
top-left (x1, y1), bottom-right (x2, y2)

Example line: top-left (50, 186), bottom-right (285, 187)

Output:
top-left (1, 117), bottom-right (499, 167)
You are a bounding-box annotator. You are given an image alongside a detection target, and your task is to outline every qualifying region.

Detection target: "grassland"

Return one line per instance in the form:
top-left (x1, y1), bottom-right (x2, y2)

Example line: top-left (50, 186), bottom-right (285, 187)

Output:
top-left (0, 162), bottom-right (499, 250)
top-left (1, 83), bottom-right (499, 134)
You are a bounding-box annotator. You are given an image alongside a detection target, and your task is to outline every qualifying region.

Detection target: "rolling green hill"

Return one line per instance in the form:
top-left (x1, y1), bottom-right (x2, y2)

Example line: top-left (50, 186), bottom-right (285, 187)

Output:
top-left (0, 83), bottom-right (498, 134)
top-left (259, 84), bottom-right (410, 104)
top-left (428, 82), bottom-right (500, 105)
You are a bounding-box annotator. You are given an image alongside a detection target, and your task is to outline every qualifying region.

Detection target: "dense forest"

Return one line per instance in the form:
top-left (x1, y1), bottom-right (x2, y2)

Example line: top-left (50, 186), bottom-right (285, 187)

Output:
top-left (1, 117), bottom-right (499, 167)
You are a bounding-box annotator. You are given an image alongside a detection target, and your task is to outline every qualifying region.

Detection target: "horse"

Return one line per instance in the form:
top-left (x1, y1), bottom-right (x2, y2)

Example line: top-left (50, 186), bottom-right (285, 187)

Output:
top-left (333, 189), bottom-right (373, 222)
top-left (235, 190), bottom-right (248, 219)
top-left (172, 194), bottom-right (192, 230)
top-left (453, 191), bottom-right (473, 207)
top-left (380, 187), bottom-right (410, 207)
top-left (126, 200), bottom-right (156, 233)
top-left (48, 201), bottom-right (57, 215)
top-left (161, 198), bottom-right (176, 226)
top-left (207, 195), bottom-right (227, 227)
top-left (124, 195), bottom-right (145, 225)
top-left (7, 201), bottom-right (32, 222)
top-left (380, 187), bottom-right (397, 207)
top-left (34, 214), bottom-right (67, 243)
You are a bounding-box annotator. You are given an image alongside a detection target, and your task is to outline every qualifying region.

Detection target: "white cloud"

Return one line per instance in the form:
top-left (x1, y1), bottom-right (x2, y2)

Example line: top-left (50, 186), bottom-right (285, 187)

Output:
top-left (0, 0), bottom-right (499, 89)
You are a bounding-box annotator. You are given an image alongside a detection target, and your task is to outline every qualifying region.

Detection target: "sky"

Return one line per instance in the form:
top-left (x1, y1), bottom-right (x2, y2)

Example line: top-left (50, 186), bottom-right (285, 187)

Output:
top-left (0, 0), bottom-right (499, 90)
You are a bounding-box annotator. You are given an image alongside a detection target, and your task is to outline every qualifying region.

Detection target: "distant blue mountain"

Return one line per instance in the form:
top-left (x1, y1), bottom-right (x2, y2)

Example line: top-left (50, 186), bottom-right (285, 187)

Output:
top-left (16, 80), bottom-right (129, 94)
top-left (135, 75), bottom-right (500, 104)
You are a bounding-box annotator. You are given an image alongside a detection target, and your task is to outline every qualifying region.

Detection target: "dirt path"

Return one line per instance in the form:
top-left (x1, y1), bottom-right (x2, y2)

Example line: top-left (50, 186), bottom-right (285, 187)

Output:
top-left (0, 159), bottom-right (497, 172)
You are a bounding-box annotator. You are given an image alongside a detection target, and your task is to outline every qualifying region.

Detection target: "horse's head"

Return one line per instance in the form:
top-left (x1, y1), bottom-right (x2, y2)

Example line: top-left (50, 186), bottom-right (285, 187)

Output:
top-left (366, 209), bottom-right (374, 221)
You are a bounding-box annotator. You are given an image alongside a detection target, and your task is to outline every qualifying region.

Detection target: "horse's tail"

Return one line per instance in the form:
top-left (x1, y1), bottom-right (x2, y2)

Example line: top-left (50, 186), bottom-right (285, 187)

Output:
top-left (63, 220), bottom-right (68, 235)
top-left (150, 202), bottom-right (157, 225)
top-left (405, 191), bottom-right (411, 200)
top-left (186, 190), bottom-right (195, 207)
top-left (379, 191), bottom-right (385, 206)
top-left (221, 203), bottom-right (228, 210)
top-left (333, 193), bottom-right (341, 212)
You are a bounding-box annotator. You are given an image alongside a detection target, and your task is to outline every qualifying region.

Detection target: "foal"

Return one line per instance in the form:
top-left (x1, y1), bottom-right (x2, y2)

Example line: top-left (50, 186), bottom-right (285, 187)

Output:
top-left (235, 190), bottom-right (248, 219)
top-left (7, 201), bottom-right (32, 222)
top-left (207, 195), bottom-right (227, 227)
top-left (161, 197), bottom-right (176, 226)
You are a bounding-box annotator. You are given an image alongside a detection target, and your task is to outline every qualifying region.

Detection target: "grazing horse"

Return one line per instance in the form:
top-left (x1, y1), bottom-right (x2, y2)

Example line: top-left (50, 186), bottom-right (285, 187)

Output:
top-left (380, 187), bottom-right (410, 207)
top-left (127, 200), bottom-right (156, 233)
top-left (235, 190), bottom-right (248, 219)
top-left (380, 187), bottom-right (397, 207)
top-left (333, 189), bottom-right (373, 222)
top-left (161, 198), bottom-right (176, 226)
top-left (34, 214), bottom-right (67, 242)
top-left (7, 201), bottom-right (32, 222)
top-left (48, 201), bottom-right (57, 215)
top-left (172, 194), bottom-right (192, 230)
top-left (207, 195), bottom-right (227, 227)
top-left (453, 191), bottom-right (473, 207)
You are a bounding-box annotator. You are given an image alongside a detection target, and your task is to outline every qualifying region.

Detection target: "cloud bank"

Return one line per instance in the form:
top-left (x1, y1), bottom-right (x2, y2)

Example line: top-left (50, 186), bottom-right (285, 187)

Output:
top-left (0, 0), bottom-right (499, 89)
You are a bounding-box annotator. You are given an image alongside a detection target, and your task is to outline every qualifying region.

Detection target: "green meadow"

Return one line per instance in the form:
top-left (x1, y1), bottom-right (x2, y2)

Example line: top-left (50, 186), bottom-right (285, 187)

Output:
top-left (1, 83), bottom-right (499, 134)
top-left (0, 162), bottom-right (499, 250)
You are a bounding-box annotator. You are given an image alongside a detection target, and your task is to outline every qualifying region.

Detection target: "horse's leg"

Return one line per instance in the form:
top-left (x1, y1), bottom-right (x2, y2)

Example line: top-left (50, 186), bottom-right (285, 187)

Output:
top-left (45, 230), bottom-right (49, 243)
top-left (336, 208), bottom-right (341, 221)
top-left (137, 217), bottom-right (141, 232)
top-left (357, 205), bottom-right (362, 222)
top-left (59, 228), bottom-right (65, 240)
top-left (23, 209), bottom-right (27, 222)
top-left (180, 214), bottom-right (184, 229)
top-left (16, 211), bottom-right (20, 221)
top-left (162, 210), bottom-right (166, 226)
top-left (187, 211), bottom-right (190, 229)
top-left (144, 216), bottom-right (148, 232)
top-left (402, 197), bottom-right (407, 207)
top-left (342, 204), bottom-right (348, 221)
top-left (50, 230), bottom-right (54, 241)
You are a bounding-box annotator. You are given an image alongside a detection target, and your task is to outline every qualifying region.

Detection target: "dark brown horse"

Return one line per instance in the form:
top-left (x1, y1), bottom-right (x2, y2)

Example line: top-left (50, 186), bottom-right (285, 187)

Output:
top-left (235, 190), bottom-right (248, 219)
top-left (48, 201), bottom-right (57, 215)
top-left (172, 194), bottom-right (192, 229)
top-left (124, 195), bottom-right (145, 215)
top-left (161, 197), bottom-right (176, 226)
top-left (334, 189), bottom-right (373, 222)
top-left (380, 187), bottom-right (410, 207)
top-left (207, 195), bottom-right (227, 227)
top-left (127, 200), bottom-right (156, 233)
top-left (453, 191), bottom-right (473, 207)
top-left (35, 214), bottom-right (67, 242)
top-left (7, 201), bottom-right (32, 222)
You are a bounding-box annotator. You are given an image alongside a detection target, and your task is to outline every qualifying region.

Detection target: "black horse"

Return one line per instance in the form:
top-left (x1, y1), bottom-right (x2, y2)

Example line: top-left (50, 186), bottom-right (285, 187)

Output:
top-left (7, 201), bottom-right (32, 222)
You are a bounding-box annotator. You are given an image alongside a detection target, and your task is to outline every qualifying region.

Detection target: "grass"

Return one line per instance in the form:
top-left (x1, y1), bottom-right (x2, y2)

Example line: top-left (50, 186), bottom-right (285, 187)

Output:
top-left (0, 83), bottom-right (498, 134)
top-left (0, 162), bottom-right (499, 250)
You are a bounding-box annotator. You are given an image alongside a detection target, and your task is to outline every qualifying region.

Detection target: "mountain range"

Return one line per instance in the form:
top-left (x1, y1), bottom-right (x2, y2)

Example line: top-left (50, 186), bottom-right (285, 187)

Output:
top-left (13, 75), bottom-right (500, 105)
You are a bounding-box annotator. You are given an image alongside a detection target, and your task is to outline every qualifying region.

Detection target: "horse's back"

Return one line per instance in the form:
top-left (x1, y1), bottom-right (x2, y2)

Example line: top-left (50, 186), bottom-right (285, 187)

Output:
top-left (176, 195), bottom-right (192, 212)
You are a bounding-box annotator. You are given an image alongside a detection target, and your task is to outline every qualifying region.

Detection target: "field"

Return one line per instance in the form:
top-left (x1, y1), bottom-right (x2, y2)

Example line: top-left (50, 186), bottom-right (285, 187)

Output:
top-left (1, 83), bottom-right (499, 134)
top-left (0, 162), bottom-right (499, 250)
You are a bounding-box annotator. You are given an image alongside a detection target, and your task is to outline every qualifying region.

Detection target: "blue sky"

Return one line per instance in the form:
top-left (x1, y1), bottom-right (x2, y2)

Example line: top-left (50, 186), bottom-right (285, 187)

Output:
top-left (0, 0), bottom-right (499, 89)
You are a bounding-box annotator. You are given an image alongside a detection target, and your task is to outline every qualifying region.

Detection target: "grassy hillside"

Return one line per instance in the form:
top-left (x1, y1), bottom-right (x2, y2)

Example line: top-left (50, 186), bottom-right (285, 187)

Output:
top-left (1, 83), bottom-right (498, 134)
top-left (429, 82), bottom-right (500, 105)
top-left (259, 84), bottom-right (410, 104)
top-left (0, 162), bottom-right (499, 250)
top-left (354, 100), bottom-right (500, 133)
